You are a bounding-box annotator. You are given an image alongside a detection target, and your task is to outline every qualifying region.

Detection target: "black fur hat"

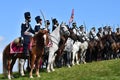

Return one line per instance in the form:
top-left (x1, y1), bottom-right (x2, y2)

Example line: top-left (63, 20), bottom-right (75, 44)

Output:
top-left (35, 16), bottom-right (42, 22)
top-left (24, 12), bottom-right (31, 19)
top-left (52, 18), bottom-right (58, 24)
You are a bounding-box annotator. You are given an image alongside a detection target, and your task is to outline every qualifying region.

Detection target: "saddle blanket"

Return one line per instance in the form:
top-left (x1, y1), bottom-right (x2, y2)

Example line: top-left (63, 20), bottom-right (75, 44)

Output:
top-left (10, 42), bottom-right (23, 54)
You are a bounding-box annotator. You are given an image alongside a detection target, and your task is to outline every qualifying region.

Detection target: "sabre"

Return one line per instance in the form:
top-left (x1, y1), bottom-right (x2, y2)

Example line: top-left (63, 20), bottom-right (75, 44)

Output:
top-left (40, 10), bottom-right (46, 26)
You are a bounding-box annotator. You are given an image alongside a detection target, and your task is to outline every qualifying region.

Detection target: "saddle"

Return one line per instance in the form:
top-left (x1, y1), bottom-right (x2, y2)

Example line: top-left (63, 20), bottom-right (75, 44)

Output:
top-left (10, 42), bottom-right (23, 54)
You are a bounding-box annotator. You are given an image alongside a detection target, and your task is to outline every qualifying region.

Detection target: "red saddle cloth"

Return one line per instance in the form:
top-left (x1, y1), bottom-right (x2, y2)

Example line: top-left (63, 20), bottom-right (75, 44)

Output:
top-left (10, 42), bottom-right (23, 54)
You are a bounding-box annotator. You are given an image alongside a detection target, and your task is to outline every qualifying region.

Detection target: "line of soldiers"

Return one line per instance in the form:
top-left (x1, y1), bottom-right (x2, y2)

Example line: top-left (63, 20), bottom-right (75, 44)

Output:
top-left (71, 22), bottom-right (120, 42)
top-left (20, 11), bottom-right (120, 57)
top-left (21, 12), bottom-right (59, 57)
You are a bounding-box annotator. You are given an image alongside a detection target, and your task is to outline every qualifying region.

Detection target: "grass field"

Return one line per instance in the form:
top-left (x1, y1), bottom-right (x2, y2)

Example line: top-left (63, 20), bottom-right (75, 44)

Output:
top-left (1, 59), bottom-right (120, 80)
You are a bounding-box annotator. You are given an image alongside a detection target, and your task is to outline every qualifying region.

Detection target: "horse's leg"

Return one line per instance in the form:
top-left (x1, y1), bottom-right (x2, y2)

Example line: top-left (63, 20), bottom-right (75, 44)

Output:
top-left (51, 53), bottom-right (57, 72)
top-left (35, 58), bottom-right (41, 77)
top-left (67, 51), bottom-right (71, 68)
top-left (76, 52), bottom-right (79, 65)
top-left (10, 57), bottom-right (17, 78)
top-left (19, 59), bottom-right (25, 76)
top-left (7, 59), bottom-right (11, 80)
top-left (29, 54), bottom-right (36, 78)
top-left (72, 51), bottom-right (76, 66)
top-left (47, 51), bottom-right (53, 72)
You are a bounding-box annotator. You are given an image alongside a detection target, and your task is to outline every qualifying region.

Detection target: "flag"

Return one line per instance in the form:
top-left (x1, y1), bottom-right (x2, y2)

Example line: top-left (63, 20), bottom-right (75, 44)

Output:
top-left (69, 9), bottom-right (74, 24)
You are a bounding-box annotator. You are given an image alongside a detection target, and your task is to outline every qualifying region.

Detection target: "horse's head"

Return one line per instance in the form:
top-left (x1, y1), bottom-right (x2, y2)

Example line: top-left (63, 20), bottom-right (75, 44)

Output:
top-left (68, 28), bottom-right (78, 41)
top-left (60, 22), bottom-right (70, 36)
top-left (37, 30), bottom-right (49, 46)
top-left (13, 37), bottom-right (24, 46)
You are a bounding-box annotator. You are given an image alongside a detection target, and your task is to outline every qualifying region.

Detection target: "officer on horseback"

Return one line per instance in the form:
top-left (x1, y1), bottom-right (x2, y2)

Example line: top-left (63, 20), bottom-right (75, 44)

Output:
top-left (97, 27), bottom-right (103, 39)
top-left (72, 22), bottom-right (78, 35)
top-left (52, 18), bottom-right (59, 31)
top-left (44, 20), bottom-right (50, 32)
top-left (34, 16), bottom-right (43, 34)
top-left (79, 25), bottom-right (89, 41)
top-left (103, 26), bottom-right (108, 36)
top-left (115, 27), bottom-right (120, 42)
top-left (21, 12), bottom-right (35, 57)
top-left (89, 27), bottom-right (98, 40)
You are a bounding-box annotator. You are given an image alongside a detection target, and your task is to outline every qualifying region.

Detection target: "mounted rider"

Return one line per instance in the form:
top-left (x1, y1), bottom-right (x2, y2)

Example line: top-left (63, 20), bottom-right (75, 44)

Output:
top-left (21, 12), bottom-right (35, 57)
top-left (44, 20), bottom-right (50, 32)
top-left (52, 18), bottom-right (59, 31)
top-left (79, 25), bottom-right (89, 41)
top-left (103, 26), bottom-right (108, 36)
top-left (89, 27), bottom-right (98, 40)
top-left (97, 27), bottom-right (103, 39)
top-left (34, 16), bottom-right (43, 34)
top-left (115, 27), bottom-right (120, 42)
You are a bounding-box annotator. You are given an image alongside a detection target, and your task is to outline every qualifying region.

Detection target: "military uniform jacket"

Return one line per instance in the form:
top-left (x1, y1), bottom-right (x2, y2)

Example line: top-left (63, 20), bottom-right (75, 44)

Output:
top-left (21, 22), bottom-right (35, 43)
top-left (34, 23), bottom-right (42, 33)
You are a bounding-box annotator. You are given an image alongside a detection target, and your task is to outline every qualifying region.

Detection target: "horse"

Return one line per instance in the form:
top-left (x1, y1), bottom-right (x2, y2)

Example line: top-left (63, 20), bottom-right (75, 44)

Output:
top-left (55, 27), bottom-right (78, 68)
top-left (60, 28), bottom-right (78, 68)
top-left (78, 40), bottom-right (89, 64)
top-left (85, 39), bottom-right (98, 62)
top-left (47, 22), bottom-right (70, 72)
top-left (29, 29), bottom-right (49, 78)
top-left (100, 34), bottom-right (117, 60)
top-left (2, 37), bottom-right (25, 80)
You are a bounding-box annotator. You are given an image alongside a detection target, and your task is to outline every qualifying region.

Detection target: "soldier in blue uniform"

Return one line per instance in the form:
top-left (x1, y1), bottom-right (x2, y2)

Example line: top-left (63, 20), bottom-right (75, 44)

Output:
top-left (21, 12), bottom-right (35, 57)
top-left (44, 20), bottom-right (50, 32)
top-left (52, 18), bottom-right (59, 31)
top-left (34, 16), bottom-right (43, 34)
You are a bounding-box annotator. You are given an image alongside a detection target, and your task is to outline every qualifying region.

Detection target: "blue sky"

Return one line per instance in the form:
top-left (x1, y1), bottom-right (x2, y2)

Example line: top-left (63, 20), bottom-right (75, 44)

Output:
top-left (0, 0), bottom-right (120, 73)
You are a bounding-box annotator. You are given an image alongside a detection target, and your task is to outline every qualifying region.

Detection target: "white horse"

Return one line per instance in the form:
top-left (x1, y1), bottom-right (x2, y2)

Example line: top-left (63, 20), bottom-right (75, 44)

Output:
top-left (79, 41), bottom-right (88, 64)
top-left (72, 41), bottom-right (81, 65)
top-left (64, 37), bottom-right (74, 68)
top-left (47, 23), bottom-right (70, 72)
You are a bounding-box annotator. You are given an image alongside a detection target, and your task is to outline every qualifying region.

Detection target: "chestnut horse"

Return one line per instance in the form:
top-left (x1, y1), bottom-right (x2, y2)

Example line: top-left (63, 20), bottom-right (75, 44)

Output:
top-left (2, 37), bottom-right (25, 80)
top-left (29, 30), bottom-right (49, 78)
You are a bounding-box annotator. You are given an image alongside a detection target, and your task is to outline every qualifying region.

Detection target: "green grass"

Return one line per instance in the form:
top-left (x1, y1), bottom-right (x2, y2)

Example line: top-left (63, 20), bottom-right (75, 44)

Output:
top-left (1, 59), bottom-right (120, 80)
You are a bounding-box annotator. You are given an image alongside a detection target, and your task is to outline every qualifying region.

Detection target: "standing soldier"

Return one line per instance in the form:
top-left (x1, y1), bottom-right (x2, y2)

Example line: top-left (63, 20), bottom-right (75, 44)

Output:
top-left (21, 12), bottom-right (35, 57)
top-left (34, 16), bottom-right (43, 34)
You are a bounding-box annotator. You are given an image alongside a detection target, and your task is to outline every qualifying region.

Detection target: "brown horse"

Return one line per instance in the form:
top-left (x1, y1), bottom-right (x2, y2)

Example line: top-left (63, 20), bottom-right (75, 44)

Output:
top-left (2, 37), bottom-right (25, 79)
top-left (29, 30), bottom-right (49, 78)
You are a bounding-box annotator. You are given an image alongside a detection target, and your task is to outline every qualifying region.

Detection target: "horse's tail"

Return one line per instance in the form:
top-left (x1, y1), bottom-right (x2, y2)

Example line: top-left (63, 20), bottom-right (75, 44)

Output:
top-left (3, 45), bottom-right (8, 77)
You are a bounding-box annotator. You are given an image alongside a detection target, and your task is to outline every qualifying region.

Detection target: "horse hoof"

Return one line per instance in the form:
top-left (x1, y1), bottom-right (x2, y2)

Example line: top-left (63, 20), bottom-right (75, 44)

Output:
top-left (11, 75), bottom-right (14, 79)
top-left (84, 62), bottom-right (86, 64)
top-left (67, 65), bottom-right (71, 68)
top-left (8, 75), bottom-right (11, 80)
top-left (37, 75), bottom-right (41, 78)
top-left (52, 69), bottom-right (55, 72)
top-left (47, 70), bottom-right (51, 73)
top-left (21, 73), bottom-right (25, 76)
top-left (30, 76), bottom-right (33, 78)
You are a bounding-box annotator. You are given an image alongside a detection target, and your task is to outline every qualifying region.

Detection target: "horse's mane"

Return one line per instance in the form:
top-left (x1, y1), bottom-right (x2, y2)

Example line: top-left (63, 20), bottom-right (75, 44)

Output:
top-left (34, 30), bottom-right (48, 47)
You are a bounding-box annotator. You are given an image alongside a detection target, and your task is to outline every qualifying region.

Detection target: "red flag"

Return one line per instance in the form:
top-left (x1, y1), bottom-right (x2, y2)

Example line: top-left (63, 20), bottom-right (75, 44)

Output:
top-left (69, 9), bottom-right (74, 24)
